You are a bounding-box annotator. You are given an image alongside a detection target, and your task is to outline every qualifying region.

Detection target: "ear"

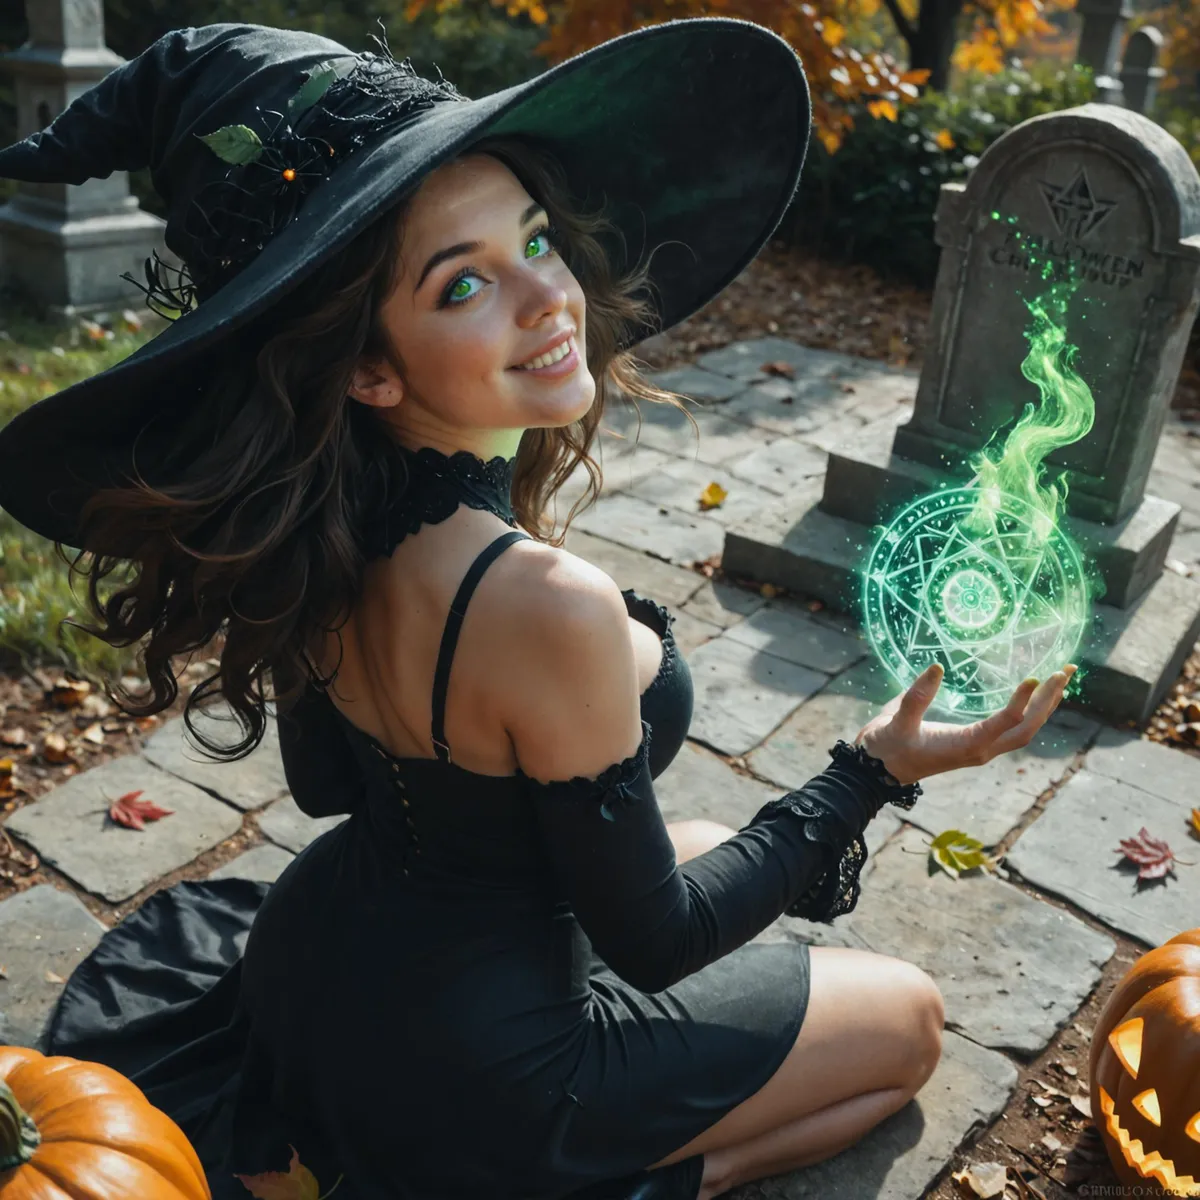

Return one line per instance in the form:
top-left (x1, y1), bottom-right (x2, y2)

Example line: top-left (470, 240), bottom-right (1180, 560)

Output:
top-left (348, 352), bottom-right (403, 409)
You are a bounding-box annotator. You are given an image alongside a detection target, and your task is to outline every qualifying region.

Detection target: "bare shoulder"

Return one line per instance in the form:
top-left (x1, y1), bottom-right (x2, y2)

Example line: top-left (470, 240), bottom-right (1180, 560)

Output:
top-left (490, 540), bottom-right (643, 783)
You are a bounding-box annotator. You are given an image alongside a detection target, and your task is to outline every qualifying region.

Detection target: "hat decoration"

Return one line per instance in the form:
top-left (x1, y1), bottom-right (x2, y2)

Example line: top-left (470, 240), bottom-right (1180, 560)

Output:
top-left (126, 27), bottom-right (467, 316)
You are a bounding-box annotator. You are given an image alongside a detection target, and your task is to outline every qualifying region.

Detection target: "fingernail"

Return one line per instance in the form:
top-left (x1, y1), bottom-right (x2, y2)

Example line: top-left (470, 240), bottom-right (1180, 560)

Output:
top-left (1023, 677), bottom-right (1039, 688)
top-left (1064, 664), bottom-right (1078, 676)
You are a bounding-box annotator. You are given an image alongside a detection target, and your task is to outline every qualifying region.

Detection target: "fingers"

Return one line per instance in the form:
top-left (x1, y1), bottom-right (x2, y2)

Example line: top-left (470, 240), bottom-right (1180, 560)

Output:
top-left (896, 662), bottom-right (945, 726)
top-left (968, 676), bottom-right (1040, 744)
top-left (987, 665), bottom-right (1077, 756)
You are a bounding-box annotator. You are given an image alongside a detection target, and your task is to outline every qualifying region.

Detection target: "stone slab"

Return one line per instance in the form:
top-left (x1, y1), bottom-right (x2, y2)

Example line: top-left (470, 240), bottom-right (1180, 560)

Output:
top-left (723, 484), bottom-right (1200, 726)
top-left (0, 884), bottom-right (107, 1050)
top-left (552, 443), bottom-right (678, 514)
top-left (207, 842), bottom-right (295, 884)
top-left (571, 493), bottom-right (726, 568)
top-left (724, 435), bottom-right (831, 495)
top-left (821, 425), bottom-right (1179, 609)
top-left (257, 796), bottom-right (347, 854)
top-left (680, 579), bottom-right (768, 630)
top-left (830, 828), bottom-right (1115, 1053)
top-left (561, 528), bottom-right (705, 608)
top-left (748, 660), bottom-right (898, 792)
top-left (623, 403), bottom-right (775, 466)
top-left (717, 382), bottom-right (845, 439)
top-left (733, 1029), bottom-right (1017, 1200)
top-left (1085, 725), bottom-right (1200, 807)
top-left (906, 709), bottom-right (1101, 848)
top-left (697, 337), bottom-right (867, 384)
top-left (723, 483), bottom-right (873, 612)
top-left (668, 610), bottom-right (724, 656)
top-left (627, 456), bottom-right (785, 529)
top-left (142, 701), bottom-right (290, 812)
top-left (1151, 425), bottom-right (1200, 482)
top-left (722, 601), bottom-right (869, 675)
top-left (1149, 466), bottom-right (1200, 530)
top-left (6, 757), bottom-right (244, 902)
top-left (1007, 765), bottom-right (1200, 948)
top-left (646, 364), bottom-right (745, 404)
top-left (686, 635), bottom-right (830, 757)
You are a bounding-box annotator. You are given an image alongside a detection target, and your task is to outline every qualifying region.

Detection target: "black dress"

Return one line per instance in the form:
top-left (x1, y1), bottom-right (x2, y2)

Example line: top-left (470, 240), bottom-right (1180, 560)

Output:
top-left (32, 447), bottom-right (917, 1200)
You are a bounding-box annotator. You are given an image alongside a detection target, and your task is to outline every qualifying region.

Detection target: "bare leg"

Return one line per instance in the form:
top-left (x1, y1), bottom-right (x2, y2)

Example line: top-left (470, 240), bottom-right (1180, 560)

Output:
top-left (664, 818), bottom-right (738, 864)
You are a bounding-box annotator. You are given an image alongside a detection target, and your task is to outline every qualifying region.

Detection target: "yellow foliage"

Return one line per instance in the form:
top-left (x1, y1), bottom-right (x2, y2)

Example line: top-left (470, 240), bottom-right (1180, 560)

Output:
top-left (933, 127), bottom-right (955, 150)
top-left (867, 98), bottom-right (898, 120)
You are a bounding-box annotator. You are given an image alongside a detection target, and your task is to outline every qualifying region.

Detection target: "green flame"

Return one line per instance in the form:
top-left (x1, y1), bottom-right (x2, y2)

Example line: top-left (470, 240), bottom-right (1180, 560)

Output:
top-left (861, 218), bottom-right (1097, 717)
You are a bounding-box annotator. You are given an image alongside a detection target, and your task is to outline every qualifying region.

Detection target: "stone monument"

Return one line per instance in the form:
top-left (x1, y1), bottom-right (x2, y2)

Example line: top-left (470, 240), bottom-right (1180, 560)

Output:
top-left (1074, 0), bottom-right (1132, 106)
top-left (724, 104), bottom-right (1200, 726)
top-left (0, 0), bottom-right (165, 313)
top-left (1119, 27), bottom-right (1166, 117)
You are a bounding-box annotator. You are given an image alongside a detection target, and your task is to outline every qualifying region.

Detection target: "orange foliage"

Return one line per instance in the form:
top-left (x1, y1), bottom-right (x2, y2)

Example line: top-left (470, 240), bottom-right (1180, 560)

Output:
top-left (952, 0), bottom-right (1076, 76)
top-left (1151, 0), bottom-right (1200, 89)
top-left (404, 0), bottom-right (930, 152)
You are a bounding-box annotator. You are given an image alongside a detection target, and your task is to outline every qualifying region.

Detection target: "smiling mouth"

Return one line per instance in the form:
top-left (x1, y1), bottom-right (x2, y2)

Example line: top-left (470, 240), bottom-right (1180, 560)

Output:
top-left (513, 335), bottom-right (577, 371)
top-left (1098, 1087), bottom-right (1200, 1196)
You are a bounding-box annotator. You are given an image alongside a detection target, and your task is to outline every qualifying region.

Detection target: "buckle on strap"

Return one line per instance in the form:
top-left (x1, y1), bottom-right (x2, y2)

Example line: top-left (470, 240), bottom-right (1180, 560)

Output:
top-left (432, 736), bottom-right (452, 762)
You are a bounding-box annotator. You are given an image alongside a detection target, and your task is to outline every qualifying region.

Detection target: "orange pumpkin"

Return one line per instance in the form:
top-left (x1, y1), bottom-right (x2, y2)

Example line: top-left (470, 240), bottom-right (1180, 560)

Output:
top-left (1090, 928), bottom-right (1200, 1198)
top-left (0, 1045), bottom-right (210, 1200)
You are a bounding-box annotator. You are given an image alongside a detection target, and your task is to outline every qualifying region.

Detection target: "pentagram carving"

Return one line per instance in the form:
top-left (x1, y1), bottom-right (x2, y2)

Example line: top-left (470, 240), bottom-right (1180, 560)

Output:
top-left (1038, 167), bottom-right (1117, 242)
top-left (862, 487), bottom-right (1089, 718)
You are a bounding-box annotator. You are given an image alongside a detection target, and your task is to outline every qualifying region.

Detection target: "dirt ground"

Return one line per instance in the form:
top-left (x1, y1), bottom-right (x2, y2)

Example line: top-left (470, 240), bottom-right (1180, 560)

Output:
top-left (0, 242), bottom-right (1195, 1196)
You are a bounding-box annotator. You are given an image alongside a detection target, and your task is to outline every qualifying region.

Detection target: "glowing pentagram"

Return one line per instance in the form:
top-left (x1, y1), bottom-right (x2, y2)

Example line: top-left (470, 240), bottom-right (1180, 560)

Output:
top-left (863, 486), bottom-right (1088, 718)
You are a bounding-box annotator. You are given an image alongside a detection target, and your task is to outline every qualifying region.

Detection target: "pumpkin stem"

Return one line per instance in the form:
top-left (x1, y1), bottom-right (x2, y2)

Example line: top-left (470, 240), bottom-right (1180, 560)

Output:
top-left (0, 1081), bottom-right (40, 1171)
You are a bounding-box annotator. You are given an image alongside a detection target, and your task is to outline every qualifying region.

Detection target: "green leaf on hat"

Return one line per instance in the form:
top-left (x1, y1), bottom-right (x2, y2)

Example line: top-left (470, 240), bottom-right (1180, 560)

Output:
top-left (288, 58), bottom-right (357, 122)
top-left (198, 124), bottom-right (264, 165)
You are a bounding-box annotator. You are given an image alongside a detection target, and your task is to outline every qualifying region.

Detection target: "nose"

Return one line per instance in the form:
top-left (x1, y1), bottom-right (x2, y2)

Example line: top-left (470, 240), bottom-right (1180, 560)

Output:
top-left (516, 265), bottom-right (568, 328)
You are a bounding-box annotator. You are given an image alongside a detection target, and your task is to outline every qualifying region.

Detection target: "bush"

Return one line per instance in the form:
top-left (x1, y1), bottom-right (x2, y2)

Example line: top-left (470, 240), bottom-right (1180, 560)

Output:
top-left (781, 62), bottom-right (1098, 288)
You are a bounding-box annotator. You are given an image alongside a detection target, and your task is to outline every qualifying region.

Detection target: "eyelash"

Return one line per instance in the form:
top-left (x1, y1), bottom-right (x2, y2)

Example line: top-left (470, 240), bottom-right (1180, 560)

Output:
top-left (438, 223), bottom-right (560, 309)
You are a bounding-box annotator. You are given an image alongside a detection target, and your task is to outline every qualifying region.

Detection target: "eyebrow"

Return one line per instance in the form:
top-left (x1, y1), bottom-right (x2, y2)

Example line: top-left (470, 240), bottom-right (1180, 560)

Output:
top-left (414, 202), bottom-right (547, 295)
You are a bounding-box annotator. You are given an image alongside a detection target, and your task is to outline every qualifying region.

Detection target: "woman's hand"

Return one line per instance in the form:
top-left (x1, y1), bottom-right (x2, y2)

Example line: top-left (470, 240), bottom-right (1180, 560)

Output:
top-left (855, 662), bottom-right (1078, 786)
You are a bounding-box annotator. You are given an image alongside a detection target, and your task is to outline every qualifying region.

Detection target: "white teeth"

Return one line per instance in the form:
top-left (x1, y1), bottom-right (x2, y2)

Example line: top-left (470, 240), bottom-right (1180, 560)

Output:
top-left (517, 337), bottom-right (574, 370)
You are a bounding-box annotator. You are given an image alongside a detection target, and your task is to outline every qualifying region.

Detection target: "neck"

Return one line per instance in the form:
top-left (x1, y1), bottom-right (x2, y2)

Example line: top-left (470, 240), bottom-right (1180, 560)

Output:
top-left (390, 422), bottom-right (524, 465)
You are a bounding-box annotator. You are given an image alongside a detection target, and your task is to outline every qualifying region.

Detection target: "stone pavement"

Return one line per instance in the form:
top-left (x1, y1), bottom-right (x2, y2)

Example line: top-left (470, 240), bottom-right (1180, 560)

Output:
top-left (4, 335), bottom-right (1200, 1198)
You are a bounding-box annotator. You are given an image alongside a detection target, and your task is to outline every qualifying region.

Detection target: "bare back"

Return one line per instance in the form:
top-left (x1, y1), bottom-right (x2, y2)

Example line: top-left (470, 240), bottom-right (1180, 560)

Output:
top-left (306, 506), bottom-right (665, 777)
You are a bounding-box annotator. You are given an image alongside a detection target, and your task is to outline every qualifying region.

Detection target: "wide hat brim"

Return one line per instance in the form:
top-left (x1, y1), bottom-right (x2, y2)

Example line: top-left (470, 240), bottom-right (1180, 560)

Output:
top-left (0, 17), bottom-right (810, 552)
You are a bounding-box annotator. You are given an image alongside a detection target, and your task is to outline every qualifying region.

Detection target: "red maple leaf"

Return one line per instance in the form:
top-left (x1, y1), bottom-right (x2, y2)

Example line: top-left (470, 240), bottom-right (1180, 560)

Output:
top-left (107, 788), bottom-right (174, 831)
top-left (1117, 828), bottom-right (1179, 881)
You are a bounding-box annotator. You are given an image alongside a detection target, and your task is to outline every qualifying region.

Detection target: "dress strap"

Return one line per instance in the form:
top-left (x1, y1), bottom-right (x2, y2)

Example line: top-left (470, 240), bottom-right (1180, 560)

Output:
top-left (431, 529), bottom-right (532, 762)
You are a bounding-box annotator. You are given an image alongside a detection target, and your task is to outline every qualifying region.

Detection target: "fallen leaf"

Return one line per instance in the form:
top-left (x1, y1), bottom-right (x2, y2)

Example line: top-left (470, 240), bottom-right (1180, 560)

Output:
top-left (698, 481), bottom-right (728, 511)
top-left (952, 1161), bottom-right (1008, 1197)
top-left (0, 965), bottom-right (7, 979)
top-left (41, 732), bottom-right (70, 764)
top-left (1061, 1064), bottom-right (1077, 1077)
top-left (1070, 1093), bottom-right (1093, 1118)
top-left (1041, 1133), bottom-right (1064, 1153)
top-left (107, 789), bottom-right (174, 831)
top-left (1117, 827), bottom-right (1182, 881)
top-left (1035, 1080), bottom-right (1066, 1097)
top-left (1031, 1095), bottom-right (1053, 1108)
top-left (759, 583), bottom-right (782, 599)
top-left (80, 723), bottom-right (105, 746)
top-left (0, 728), bottom-right (28, 747)
top-left (235, 1146), bottom-right (342, 1200)
top-left (760, 360), bottom-right (796, 378)
top-left (46, 679), bottom-right (90, 709)
top-left (1191, 807), bottom-right (1200, 838)
top-left (929, 829), bottom-right (998, 878)
top-left (45, 970), bottom-right (64, 984)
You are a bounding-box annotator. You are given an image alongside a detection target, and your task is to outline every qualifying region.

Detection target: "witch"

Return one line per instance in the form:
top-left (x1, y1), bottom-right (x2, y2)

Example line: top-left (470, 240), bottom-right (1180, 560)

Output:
top-left (0, 18), bottom-right (1074, 1200)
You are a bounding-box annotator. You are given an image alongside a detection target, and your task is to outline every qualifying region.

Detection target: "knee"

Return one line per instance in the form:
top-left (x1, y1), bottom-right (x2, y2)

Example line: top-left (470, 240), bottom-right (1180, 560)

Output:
top-left (894, 963), bottom-right (944, 1094)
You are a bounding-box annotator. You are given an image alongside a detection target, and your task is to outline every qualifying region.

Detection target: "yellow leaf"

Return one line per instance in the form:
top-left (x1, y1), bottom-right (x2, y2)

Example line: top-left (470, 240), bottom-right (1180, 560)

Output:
top-left (698, 481), bottom-right (728, 511)
top-left (1190, 806), bottom-right (1200, 837)
top-left (234, 1147), bottom-right (339, 1200)
top-left (867, 99), bottom-right (898, 122)
top-left (933, 127), bottom-right (955, 151)
top-left (820, 16), bottom-right (846, 46)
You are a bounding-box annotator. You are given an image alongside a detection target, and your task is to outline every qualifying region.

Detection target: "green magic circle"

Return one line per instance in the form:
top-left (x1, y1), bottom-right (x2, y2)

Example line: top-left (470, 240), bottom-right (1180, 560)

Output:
top-left (862, 486), bottom-right (1088, 718)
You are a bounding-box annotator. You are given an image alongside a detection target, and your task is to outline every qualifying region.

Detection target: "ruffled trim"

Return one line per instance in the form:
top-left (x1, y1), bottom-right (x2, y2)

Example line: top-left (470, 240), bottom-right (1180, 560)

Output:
top-left (520, 720), bottom-right (653, 822)
top-left (829, 739), bottom-right (922, 811)
top-left (621, 590), bottom-right (678, 699)
top-left (757, 790), bottom-right (870, 923)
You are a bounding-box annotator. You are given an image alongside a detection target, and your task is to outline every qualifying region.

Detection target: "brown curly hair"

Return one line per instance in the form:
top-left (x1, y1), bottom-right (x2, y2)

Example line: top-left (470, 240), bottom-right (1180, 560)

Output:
top-left (62, 134), bottom-right (697, 763)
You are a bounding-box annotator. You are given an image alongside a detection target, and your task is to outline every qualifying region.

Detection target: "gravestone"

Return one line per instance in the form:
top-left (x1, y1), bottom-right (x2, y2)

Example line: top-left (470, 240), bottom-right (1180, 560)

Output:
top-left (724, 104), bottom-right (1200, 726)
top-left (0, 0), bottom-right (165, 313)
top-left (1119, 28), bottom-right (1166, 117)
top-left (1075, 0), bottom-right (1132, 105)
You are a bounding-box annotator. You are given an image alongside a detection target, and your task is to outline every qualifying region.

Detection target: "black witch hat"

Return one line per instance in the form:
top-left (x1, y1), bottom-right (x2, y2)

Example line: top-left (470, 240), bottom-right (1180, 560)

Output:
top-left (0, 19), bottom-right (810, 552)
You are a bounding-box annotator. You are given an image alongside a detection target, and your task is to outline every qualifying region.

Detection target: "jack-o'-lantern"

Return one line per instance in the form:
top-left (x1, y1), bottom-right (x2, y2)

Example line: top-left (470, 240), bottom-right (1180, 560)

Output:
top-left (1089, 928), bottom-right (1200, 1198)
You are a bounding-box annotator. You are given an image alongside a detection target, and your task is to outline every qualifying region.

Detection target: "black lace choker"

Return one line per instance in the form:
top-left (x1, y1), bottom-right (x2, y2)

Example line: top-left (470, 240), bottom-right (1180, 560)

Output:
top-left (361, 443), bottom-right (518, 560)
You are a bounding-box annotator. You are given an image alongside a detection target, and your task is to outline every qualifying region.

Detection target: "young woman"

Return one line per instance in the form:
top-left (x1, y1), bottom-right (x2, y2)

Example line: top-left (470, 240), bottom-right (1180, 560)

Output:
top-left (0, 21), bottom-right (1074, 1200)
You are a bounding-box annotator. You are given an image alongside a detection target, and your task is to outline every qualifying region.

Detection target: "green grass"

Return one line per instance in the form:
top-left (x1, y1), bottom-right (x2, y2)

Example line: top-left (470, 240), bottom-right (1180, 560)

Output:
top-left (0, 304), bottom-right (161, 684)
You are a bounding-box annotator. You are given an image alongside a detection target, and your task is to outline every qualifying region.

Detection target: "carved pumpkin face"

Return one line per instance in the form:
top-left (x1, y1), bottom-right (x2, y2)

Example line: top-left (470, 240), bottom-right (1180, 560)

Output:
top-left (1090, 929), bottom-right (1200, 1198)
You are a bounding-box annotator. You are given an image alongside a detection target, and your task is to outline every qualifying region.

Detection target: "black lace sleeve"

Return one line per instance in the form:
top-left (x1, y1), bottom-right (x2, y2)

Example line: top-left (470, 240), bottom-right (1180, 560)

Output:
top-left (524, 731), bottom-right (920, 993)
